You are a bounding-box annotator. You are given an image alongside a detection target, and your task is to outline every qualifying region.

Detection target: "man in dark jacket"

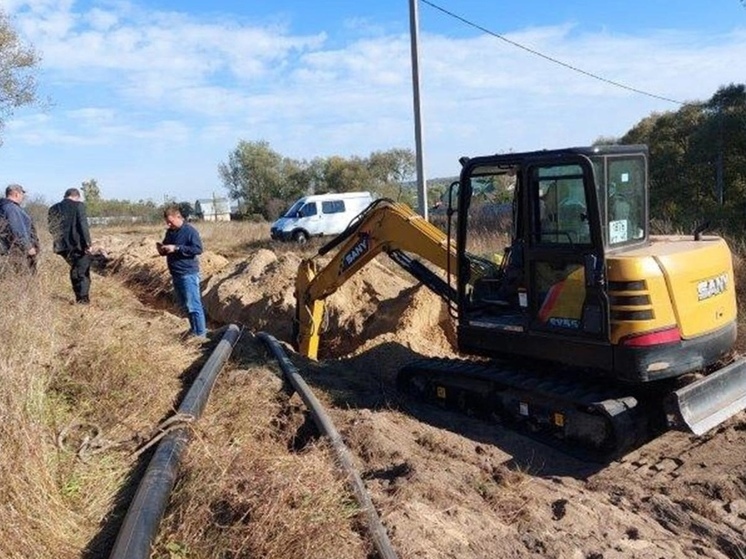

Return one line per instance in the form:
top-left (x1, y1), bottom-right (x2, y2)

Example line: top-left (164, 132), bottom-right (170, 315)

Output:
top-left (156, 204), bottom-right (207, 339)
top-left (48, 188), bottom-right (93, 304)
top-left (0, 184), bottom-right (39, 273)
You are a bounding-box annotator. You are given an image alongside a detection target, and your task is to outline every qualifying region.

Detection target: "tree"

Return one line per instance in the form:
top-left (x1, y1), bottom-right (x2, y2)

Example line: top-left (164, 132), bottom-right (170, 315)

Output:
top-left (218, 140), bottom-right (285, 217)
top-left (323, 155), bottom-right (372, 194)
top-left (0, 10), bottom-right (41, 144)
top-left (621, 83), bottom-right (746, 233)
top-left (81, 178), bottom-right (101, 202)
top-left (368, 148), bottom-right (416, 203)
top-left (81, 178), bottom-right (102, 215)
top-left (696, 84), bottom-right (746, 209)
top-left (218, 140), bottom-right (417, 218)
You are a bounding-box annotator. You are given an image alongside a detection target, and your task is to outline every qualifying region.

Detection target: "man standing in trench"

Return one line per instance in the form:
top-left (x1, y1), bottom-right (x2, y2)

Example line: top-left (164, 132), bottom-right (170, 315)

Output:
top-left (156, 205), bottom-right (208, 340)
top-left (48, 188), bottom-right (93, 304)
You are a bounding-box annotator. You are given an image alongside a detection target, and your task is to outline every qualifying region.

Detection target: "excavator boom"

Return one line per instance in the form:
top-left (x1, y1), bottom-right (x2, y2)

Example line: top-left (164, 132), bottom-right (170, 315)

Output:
top-left (294, 199), bottom-right (496, 359)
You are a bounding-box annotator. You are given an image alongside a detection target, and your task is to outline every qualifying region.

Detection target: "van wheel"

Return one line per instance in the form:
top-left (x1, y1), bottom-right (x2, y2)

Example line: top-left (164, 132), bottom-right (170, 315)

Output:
top-left (293, 231), bottom-right (309, 244)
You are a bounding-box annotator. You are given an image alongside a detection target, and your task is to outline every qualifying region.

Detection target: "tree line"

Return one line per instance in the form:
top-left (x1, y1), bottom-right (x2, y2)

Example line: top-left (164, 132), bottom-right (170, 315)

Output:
top-left (218, 141), bottom-right (415, 220)
top-left (220, 85), bottom-right (746, 235)
top-left (80, 179), bottom-right (170, 221)
top-left (620, 84), bottom-right (746, 236)
top-left (619, 83), bottom-right (746, 236)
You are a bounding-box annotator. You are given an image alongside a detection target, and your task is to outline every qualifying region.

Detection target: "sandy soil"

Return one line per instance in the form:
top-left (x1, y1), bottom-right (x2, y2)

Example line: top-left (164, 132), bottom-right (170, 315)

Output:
top-left (100, 234), bottom-right (746, 559)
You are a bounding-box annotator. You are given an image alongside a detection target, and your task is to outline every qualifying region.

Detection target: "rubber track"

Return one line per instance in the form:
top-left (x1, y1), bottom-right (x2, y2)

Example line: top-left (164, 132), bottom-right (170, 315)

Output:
top-left (397, 357), bottom-right (651, 462)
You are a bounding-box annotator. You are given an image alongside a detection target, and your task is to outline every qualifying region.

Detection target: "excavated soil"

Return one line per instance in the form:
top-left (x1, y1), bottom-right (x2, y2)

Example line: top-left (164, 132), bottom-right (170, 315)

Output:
top-left (100, 233), bottom-right (746, 559)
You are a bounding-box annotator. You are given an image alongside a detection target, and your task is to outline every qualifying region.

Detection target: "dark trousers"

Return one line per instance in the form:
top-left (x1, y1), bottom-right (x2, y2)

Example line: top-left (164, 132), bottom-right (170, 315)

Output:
top-left (59, 250), bottom-right (91, 302)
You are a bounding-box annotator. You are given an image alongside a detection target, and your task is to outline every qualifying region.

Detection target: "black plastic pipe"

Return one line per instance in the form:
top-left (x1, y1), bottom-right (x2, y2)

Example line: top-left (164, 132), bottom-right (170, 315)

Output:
top-left (257, 331), bottom-right (398, 559)
top-left (108, 324), bottom-right (242, 559)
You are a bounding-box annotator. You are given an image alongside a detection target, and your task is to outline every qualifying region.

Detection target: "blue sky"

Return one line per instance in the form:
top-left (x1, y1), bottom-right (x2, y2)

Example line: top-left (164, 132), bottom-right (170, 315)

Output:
top-left (1, 0), bottom-right (745, 204)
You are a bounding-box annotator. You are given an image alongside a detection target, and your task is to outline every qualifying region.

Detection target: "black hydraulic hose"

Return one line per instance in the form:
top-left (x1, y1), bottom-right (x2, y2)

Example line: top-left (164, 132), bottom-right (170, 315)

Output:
top-left (108, 324), bottom-right (243, 559)
top-left (257, 331), bottom-right (399, 559)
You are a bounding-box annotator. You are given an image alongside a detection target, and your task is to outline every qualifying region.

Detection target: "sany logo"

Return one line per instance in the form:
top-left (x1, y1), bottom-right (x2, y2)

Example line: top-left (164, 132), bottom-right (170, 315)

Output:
top-left (340, 233), bottom-right (370, 273)
top-left (697, 273), bottom-right (728, 301)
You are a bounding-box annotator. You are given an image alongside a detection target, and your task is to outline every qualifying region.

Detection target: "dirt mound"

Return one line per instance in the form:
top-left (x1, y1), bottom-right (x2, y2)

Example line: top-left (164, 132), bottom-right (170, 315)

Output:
top-left (98, 235), bottom-right (455, 358)
top-left (101, 235), bottom-right (173, 296)
top-left (99, 234), bottom-right (230, 299)
top-left (99, 240), bottom-right (424, 356)
top-left (201, 249), bottom-right (301, 341)
top-left (201, 249), bottom-right (416, 348)
top-left (343, 285), bottom-right (456, 358)
top-left (101, 239), bottom-right (430, 355)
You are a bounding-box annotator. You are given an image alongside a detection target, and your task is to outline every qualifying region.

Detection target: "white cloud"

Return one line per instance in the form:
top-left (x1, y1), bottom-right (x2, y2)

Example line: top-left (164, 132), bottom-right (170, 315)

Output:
top-left (2, 1), bottom-right (746, 202)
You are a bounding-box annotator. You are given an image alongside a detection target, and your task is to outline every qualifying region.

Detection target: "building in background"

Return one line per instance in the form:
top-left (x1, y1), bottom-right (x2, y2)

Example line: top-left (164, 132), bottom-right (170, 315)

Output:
top-left (194, 197), bottom-right (231, 221)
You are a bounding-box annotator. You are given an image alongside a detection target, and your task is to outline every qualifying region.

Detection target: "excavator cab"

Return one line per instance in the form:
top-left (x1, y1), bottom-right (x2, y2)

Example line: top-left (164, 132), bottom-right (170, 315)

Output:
top-left (456, 145), bottom-right (742, 389)
top-left (457, 146), bottom-right (648, 372)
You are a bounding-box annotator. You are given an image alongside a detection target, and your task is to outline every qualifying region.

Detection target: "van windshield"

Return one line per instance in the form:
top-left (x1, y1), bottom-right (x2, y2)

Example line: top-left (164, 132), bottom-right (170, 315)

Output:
top-left (283, 200), bottom-right (304, 217)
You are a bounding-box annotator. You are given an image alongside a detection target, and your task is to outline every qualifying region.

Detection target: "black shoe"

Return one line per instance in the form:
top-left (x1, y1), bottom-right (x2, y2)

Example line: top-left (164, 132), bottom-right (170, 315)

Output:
top-left (76, 297), bottom-right (90, 305)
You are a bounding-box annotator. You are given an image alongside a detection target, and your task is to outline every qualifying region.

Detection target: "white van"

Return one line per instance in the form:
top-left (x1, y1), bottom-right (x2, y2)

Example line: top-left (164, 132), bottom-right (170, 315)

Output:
top-left (270, 191), bottom-right (374, 243)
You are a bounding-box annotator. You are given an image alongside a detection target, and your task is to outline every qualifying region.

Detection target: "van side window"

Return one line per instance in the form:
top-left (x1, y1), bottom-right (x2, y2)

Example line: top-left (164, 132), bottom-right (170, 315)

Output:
top-left (300, 202), bottom-right (317, 217)
top-left (321, 200), bottom-right (346, 214)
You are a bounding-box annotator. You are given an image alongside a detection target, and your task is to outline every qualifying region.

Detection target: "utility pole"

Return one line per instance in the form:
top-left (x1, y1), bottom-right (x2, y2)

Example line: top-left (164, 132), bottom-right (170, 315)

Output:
top-left (716, 108), bottom-right (724, 205)
top-left (409, 0), bottom-right (428, 220)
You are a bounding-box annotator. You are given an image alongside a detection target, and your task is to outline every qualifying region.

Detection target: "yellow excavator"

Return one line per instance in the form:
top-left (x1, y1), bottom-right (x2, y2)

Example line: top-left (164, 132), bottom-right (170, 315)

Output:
top-left (294, 144), bottom-right (746, 458)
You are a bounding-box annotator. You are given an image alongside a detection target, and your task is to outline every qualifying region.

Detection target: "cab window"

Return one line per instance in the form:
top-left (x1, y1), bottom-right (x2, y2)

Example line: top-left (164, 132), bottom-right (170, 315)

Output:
top-left (299, 202), bottom-right (317, 217)
top-left (535, 164), bottom-right (590, 245)
top-left (606, 157), bottom-right (645, 245)
top-left (592, 154), bottom-right (647, 246)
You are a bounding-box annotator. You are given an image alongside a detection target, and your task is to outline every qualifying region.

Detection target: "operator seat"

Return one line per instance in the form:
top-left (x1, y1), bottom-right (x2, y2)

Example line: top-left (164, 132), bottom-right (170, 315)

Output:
top-left (557, 199), bottom-right (589, 243)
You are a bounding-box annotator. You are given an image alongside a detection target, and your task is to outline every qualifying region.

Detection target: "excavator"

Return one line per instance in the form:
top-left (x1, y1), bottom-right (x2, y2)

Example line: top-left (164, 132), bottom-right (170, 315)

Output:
top-left (293, 144), bottom-right (746, 458)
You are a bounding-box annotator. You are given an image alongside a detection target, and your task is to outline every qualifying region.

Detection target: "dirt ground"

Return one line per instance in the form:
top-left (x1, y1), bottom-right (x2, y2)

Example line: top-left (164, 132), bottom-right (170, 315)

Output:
top-left (100, 233), bottom-right (746, 559)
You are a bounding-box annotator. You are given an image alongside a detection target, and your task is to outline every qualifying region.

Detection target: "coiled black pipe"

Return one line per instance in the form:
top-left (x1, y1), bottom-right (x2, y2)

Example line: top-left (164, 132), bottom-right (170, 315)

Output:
top-left (257, 331), bottom-right (398, 559)
top-left (108, 324), bottom-right (243, 559)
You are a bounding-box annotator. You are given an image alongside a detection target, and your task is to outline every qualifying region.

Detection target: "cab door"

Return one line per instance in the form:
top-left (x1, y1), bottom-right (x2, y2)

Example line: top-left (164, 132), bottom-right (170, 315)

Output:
top-left (522, 155), bottom-right (609, 342)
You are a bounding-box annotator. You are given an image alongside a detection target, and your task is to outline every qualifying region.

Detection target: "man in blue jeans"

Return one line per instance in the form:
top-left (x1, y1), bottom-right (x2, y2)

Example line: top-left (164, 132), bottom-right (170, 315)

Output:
top-left (156, 205), bottom-right (207, 340)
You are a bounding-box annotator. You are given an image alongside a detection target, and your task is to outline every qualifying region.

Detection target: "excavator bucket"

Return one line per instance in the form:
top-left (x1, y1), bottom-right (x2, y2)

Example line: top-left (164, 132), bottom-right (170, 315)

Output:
top-left (666, 357), bottom-right (746, 435)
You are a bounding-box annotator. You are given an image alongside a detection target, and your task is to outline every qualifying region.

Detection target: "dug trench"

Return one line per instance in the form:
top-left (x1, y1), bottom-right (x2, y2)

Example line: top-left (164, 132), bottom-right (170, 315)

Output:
top-left (98, 232), bottom-right (746, 559)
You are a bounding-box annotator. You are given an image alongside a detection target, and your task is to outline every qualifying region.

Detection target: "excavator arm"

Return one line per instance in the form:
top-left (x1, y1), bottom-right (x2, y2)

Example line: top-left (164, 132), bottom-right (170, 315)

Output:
top-left (294, 199), bottom-right (496, 359)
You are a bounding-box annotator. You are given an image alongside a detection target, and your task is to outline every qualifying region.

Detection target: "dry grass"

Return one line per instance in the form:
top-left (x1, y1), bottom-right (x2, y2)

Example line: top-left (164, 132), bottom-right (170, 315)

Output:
top-left (0, 247), bottom-right (203, 558)
top-left (469, 464), bottom-right (535, 525)
top-left (98, 219), bottom-right (316, 262)
top-left (154, 365), bottom-right (368, 559)
top-left (0, 223), bottom-right (365, 558)
top-left (0, 260), bottom-right (81, 558)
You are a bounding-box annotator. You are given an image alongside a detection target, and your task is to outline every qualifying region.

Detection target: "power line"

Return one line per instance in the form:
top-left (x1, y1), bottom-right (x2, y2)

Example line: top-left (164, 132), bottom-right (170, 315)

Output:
top-left (420, 0), bottom-right (685, 105)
